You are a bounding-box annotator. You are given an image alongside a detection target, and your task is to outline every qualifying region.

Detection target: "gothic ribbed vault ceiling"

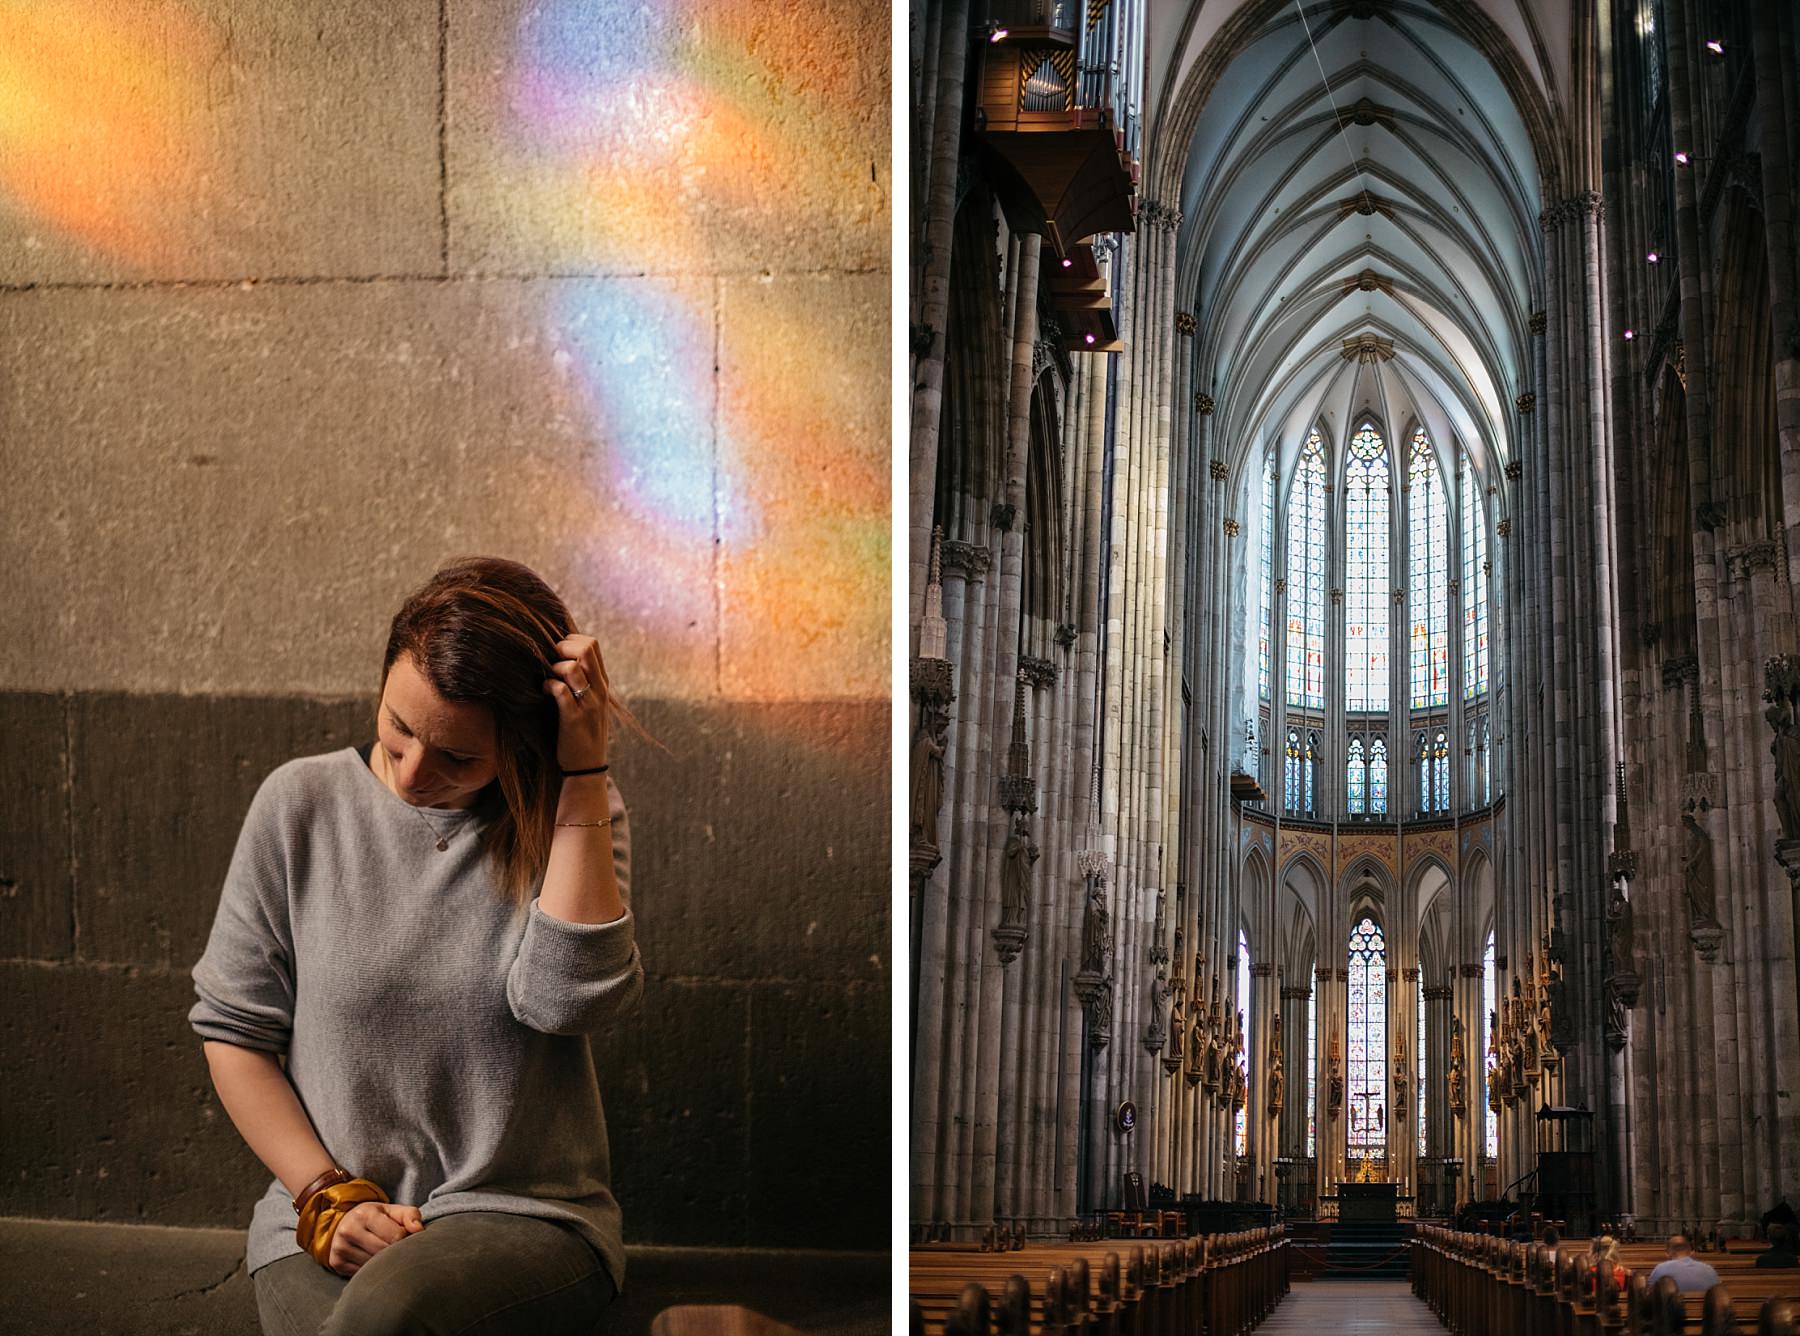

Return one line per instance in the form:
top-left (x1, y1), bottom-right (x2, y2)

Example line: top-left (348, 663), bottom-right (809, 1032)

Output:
top-left (1144, 1), bottom-right (1565, 488)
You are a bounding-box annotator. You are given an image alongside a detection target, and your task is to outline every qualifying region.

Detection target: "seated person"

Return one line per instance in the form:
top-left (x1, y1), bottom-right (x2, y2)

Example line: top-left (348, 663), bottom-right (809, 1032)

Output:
top-left (1756, 1224), bottom-right (1798, 1269)
top-left (1646, 1235), bottom-right (1722, 1291)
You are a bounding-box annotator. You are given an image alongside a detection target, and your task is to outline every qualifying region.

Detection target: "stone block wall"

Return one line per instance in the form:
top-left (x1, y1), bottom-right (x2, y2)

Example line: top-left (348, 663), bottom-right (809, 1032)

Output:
top-left (0, 0), bottom-right (889, 1252)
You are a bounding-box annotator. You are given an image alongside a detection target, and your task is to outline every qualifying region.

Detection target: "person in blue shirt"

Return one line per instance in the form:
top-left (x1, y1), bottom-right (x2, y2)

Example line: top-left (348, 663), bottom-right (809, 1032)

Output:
top-left (1646, 1235), bottom-right (1721, 1291)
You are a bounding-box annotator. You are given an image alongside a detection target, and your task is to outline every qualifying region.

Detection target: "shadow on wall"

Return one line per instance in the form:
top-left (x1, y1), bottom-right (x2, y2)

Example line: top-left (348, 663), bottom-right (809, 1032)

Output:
top-left (0, 691), bottom-right (888, 1250)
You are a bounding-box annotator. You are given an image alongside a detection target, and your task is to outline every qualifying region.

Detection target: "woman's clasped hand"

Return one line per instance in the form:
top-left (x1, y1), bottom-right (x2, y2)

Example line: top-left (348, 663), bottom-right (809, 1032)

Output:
top-left (323, 1201), bottom-right (425, 1277)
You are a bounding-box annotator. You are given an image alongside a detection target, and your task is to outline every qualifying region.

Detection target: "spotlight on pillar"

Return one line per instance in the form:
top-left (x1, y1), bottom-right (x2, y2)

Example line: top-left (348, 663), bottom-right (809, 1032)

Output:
top-left (1085, 333), bottom-right (1097, 345)
top-left (1062, 257), bottom-right (1074, 269)
top-left (1622, 329), bottom-right (1635, 341)
top-left (1645, 250), bottom-right (1660, 264)
top-left (989, 24), bottom-right (1008, 42)
top-left (1674, 150), bottom-right (1691, 165)
top-left (1705, 39), bottom-right (1724, 54)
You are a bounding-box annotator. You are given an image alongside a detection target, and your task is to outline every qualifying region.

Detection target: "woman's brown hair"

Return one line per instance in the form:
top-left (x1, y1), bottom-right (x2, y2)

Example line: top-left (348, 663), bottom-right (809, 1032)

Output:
top-left (382, 557), bottom-right (616, 905)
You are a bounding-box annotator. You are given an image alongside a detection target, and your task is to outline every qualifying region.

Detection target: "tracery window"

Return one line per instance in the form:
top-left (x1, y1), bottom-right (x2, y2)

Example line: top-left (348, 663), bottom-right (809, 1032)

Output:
top-left (1346, 734), bottom-right (1388, 817)
top-left (1344, 422), bottom-right (1390, 713)
top-left (1469, 716), bottom-right (1491, 806)
top-left (1369, 736), bottom-right (1389, 816)
top-left (1418, 973), bottom-right (1428, 1157)
top-left (1285, 729), bottom-right (1302, 813)
top-left (1236, 929), bottom-right (1251, 1156)
top-left (1285, 431), bottom-right (1327, 710)
top-left (1348, 916), bottom-right (1387, 1161)
top-left (1306, 964), bottom-right (1317, 1159)
top-left (1462, 461), bottom-right (1489, 700)
top-left (1482, 930), bottom-right (1498, 1160)
top-left (1408, 430), bottom-right (1449, 709)
top-left (1303, 731), bottom-right (1319, 815)
top-left (1259, 457), bottom-right (1275, 701)
top-left (1416, 730), bottom-right (1449, 814)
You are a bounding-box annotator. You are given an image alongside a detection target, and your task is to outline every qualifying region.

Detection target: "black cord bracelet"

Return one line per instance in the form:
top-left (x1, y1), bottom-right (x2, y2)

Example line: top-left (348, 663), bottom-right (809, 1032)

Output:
top-left (561, 764), bottom-right (610, 777)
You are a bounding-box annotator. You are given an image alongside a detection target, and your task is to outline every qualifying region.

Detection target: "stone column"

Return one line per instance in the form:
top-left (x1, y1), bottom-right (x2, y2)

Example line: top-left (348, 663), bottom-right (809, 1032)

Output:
top-left (907, 0), bottom-right (971, 631)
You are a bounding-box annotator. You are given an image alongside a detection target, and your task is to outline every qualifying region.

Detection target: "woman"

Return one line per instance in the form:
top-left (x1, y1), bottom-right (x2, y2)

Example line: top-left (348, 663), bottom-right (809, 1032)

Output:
top-left (189, 557), bottom-right (642, 1336)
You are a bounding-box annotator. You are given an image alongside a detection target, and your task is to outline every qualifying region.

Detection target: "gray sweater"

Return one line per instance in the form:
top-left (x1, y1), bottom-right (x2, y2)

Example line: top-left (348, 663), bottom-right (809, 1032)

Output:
top-left (188, 746), bottom-right (641, 1284)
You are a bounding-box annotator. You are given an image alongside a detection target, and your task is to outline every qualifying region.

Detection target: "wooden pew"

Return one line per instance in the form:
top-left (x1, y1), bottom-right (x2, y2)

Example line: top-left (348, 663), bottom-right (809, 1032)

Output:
top-left (1412, 1225), bottom-right (1800, 1336)
top-left (910, 1226), bottom-right (1290, 1336)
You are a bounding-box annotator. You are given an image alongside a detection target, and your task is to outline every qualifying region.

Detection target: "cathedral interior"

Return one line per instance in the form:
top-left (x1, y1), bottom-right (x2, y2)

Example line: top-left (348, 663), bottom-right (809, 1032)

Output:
top-left (907, 0), bottom-right (1800, 1269)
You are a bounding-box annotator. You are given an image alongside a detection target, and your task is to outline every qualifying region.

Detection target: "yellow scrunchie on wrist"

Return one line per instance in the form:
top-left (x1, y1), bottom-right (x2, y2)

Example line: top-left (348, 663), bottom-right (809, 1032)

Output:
top-left (295, 1178), bottom-right (390, 1267)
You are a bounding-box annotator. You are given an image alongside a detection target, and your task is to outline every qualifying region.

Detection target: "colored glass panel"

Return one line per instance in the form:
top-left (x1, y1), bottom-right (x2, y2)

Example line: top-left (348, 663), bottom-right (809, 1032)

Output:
top-left (1463, 458), bottom-right (1490, 700)
top-left (1370, 736), bottom-right (1389, 815)
top-left (1348, 916), bottom-right (1387, 1159)
top-left (1345, 423), bottom-right (1391, 712)
top-left (1347, 736), bottom-right (1366, 815)
top-left (1483, 931), bottom-right (1498, 1160)
top-left (1260, 458), bottom-right (1275, 701)
top-left (1409, 430), bottom-right (1450, 709)
top-left (1286, 432), bottom-right (1327, 710)
top-left (1418, 973), bottom-right (1428, 1156)
top-left (1236, 929), bottom-right (1251, 1156)
top-left (1307, 965), bottom-right (1317, 1159)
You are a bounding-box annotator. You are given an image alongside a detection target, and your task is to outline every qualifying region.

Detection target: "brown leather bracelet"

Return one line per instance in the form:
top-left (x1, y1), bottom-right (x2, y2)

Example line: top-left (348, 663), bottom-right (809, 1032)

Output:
top-left (293, 1166), bottom-right (351, 1217)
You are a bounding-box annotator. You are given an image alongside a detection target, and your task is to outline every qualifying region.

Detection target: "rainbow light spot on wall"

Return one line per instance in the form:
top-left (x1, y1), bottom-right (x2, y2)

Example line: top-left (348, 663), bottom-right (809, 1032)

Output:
top-left (0, 0), bottom-right (222, 265)
top-left (504, 1), bottom-right (887, 700)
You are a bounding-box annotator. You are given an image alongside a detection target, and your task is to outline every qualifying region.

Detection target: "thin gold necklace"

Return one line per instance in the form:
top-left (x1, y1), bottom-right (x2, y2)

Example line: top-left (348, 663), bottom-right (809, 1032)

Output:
top-left (376, 748), bottom-right (473, 851)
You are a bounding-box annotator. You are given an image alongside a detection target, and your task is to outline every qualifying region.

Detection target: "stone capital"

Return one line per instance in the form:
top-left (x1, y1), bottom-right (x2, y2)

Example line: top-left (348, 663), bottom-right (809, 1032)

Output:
top-left (941, 539), bottom-right (992, 579)
top-left (1019, 655), bottom-right (1058, 690)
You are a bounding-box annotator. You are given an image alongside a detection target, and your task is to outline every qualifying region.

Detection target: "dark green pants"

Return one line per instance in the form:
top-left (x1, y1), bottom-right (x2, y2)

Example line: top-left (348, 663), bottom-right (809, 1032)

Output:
top-left (253, 1211), bottom-right (614, 1336)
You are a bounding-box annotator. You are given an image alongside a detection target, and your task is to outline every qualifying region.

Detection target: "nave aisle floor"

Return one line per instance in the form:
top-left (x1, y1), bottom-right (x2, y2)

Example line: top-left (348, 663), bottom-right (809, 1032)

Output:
top-left (1257, 1279), bottom-right (1444, 1332)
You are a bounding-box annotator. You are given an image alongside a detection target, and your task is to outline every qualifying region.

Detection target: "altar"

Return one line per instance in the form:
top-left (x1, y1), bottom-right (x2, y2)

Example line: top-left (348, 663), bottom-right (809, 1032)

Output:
top-left (1337, 1181), bottom-right (1399, 1223)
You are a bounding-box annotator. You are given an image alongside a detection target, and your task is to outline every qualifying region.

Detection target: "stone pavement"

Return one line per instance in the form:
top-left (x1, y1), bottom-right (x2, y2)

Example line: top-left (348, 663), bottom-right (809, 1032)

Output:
top-left (0, 1217), bottom-right (888, 1336)
top-left (1256, 1278), bottom-right (1445, 1331)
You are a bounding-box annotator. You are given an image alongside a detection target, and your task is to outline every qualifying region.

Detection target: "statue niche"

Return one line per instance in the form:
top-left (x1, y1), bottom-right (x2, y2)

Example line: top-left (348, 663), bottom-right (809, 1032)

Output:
top-left (908, 703), bottom-right (949, 850)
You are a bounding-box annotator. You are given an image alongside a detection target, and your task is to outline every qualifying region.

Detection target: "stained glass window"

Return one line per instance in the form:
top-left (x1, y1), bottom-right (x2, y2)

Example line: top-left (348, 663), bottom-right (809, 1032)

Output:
top-left (1462, 460), bottom-right (1489, 699)
top-left (1408, 430), bottom-right (1450, 709)
top-left (1236, 929), bottom-right (1251, 1156)
top-left (1433, 729), bottom-right (1450, 812)
top-left (1307, 965), bottom-right (1317, 1159)
top-left (1348, 916), bottom-right (1387, 1160)
top-left (1370, 736), bottom-right (1389, 816)
top-left (1483, 930), bottom-right (1498, 1160)
top-left (1286, 431), bottom-right (1327, 710)
top-left (1304, 731), bottom-right (1319, 815)
top-left (1418, 973), bottom-right (1428, 1157)
top-left (1347, 737), bottom-right (1366, 815)
top-left (1344, 423), bottom-right (1390, 712)
top-left (1416, 732), bottom-right (1430, 813)
top-left (1285, 728), bottom-right (1301, 814)
top-left (1260, 457), bottom-right (1275, 701)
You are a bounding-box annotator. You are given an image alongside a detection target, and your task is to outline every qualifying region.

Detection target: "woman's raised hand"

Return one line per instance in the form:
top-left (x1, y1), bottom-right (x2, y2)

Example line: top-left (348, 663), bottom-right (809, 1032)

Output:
top-left (543, 634), bottom-right (612, 771)
top-left (327, 1201), bottom-right (425, 1276)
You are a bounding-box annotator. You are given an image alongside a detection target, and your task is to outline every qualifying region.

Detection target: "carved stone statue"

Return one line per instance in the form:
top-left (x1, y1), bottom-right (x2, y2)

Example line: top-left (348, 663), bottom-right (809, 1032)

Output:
top-left (1604, 981), bottom-right (1628, 1051)
top-left (1448, 1014), bottom-right (1467, 1115)
top-left (1680, 807), bottom-right (1717, 925)
top-left (1082, 876), bottom-right (1110, 973)
top-left (1328, 1033), bottom-right (1344, 1118)
top-left (1392, 1052), bottom-right (1409, 1123)
top-left (1607, 879), bottom-right (1636, 970)
top-left (1766, 657), bottom-right (1800, 842)
top-left (1269, 1054), bottom-right (1285, 1114)
top-left (908, 705), bottom-right (949, 849)
top-left (1001, 813), bottom-right (1039, 923)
